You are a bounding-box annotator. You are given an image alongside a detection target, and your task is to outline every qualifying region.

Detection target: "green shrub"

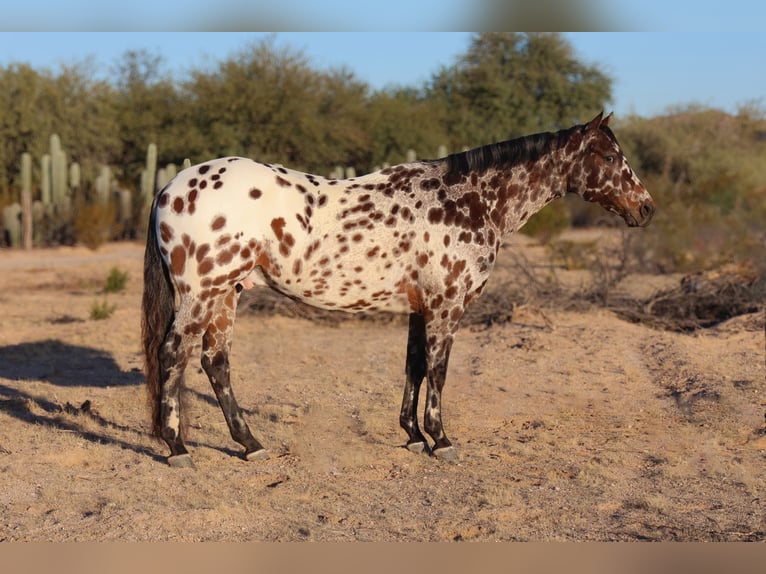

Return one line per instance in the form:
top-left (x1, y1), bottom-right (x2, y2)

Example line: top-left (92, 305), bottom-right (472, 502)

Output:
top-left (520, 201), bottom-right (571, 242)
top-left (90, 299), bottom-right (116, 320)
top-left (104, 267), bottom-right (129, 293)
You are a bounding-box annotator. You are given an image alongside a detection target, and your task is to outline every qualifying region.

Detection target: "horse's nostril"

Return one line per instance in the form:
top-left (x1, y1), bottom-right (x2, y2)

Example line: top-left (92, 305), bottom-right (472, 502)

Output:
top-left (640, 201), bottom-right (654, 221)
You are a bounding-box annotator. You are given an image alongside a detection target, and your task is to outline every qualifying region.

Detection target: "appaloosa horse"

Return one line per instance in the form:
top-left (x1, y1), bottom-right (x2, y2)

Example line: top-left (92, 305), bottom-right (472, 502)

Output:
top-left (142, 112), bottom-right (654, 467)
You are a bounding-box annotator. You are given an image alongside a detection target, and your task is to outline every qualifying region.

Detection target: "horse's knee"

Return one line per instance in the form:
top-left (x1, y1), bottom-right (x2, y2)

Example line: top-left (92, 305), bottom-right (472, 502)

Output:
top-left (201, 349), bottom-right (229, 379)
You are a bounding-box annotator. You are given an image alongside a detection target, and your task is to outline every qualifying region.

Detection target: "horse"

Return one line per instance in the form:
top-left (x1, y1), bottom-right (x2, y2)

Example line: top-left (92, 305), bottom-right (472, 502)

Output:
top-left (141, 112), bottom-right (654, 468)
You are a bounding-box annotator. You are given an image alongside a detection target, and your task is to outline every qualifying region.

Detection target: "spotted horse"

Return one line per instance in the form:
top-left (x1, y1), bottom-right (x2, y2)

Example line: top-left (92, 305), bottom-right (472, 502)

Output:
top-left (141, 112), bottom-right (654, 468)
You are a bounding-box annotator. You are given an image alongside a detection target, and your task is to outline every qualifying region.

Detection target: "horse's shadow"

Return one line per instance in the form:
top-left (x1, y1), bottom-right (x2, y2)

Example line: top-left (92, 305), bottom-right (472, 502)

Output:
top-left (0, 339), bottom-right (165, 461)
top-left (0, 339), bottom-right (143, 388)
top-left (0, 339), bottom-right (243, 462)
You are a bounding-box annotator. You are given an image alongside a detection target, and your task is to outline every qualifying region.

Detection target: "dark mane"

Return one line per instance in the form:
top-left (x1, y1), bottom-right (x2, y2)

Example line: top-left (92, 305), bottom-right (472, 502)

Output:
top-left (434, 126), bottom-right (577, 178)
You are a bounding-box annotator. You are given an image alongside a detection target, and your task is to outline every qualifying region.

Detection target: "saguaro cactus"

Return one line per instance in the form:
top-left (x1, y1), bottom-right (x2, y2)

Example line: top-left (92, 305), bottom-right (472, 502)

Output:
top-left (2, 203), bottom-right (21, 247)
top-left (69, 162), bottom-right (81, 196)
top-left (20, 152), bottom-right (32, 249)
top-left (50, 134), bottom-right (68, 207)
top-left (157, 163), bottom-right (177, 191)
top-left (141, 142), bottom-right (158, 210)
top-left (40, 154), bottom-right (51, 210)
top-left (95, 165), bottom-right (111, 205)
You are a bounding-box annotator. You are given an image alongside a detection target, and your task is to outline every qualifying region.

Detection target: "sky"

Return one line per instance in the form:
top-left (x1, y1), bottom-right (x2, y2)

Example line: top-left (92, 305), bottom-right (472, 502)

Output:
top-left (0, 2), bottom-right (763, 120)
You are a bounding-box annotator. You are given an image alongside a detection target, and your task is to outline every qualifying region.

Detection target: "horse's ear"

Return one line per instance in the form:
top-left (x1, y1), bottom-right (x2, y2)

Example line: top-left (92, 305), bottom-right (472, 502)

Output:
top-left (602, 112), bottom-right (613, 126)
top-left (585, 111), bottom-right (604, 131)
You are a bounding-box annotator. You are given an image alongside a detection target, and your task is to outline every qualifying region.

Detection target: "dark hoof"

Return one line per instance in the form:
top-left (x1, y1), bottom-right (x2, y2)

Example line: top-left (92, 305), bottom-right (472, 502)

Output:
top-left (168, 453), bottom-right (196, 469)
top-left (244, 448), bottom-right (270, 462)
top-left (433, 446), bottom-right (459, 463)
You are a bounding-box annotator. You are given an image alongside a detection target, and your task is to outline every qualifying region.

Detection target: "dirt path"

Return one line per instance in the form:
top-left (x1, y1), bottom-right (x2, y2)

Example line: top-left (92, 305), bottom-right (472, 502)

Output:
top-left (0, 239), bottom-right (763, 541)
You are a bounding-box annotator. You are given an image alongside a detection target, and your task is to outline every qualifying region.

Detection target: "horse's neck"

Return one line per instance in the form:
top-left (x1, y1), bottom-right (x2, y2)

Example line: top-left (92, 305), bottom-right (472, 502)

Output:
top-left (470, 147), bottom-right (568, 236)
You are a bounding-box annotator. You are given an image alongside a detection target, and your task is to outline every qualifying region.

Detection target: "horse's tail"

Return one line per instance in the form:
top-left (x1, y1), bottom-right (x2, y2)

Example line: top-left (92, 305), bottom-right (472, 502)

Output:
top-left (141, 199), bottom-right (175, 439)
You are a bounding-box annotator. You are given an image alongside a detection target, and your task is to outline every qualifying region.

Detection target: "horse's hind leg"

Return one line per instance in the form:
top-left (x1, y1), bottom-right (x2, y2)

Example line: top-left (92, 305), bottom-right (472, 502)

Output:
top-left (201, 288), bottom-right (268, 461)
top-left (399, 312), bottom-right (430, 454)
top-left (158, 317), bottom-right (198, 468)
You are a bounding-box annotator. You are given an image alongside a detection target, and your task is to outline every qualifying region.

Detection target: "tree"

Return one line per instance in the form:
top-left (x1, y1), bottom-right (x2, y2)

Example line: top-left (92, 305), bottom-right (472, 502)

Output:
top-left (428, 33), bottom-right (613, 149)
top-left (112, 49), bottom-right (188, 184)
top-left (0, 62), bottom-right (119, 196)
top-left (367, 87), bottom-right (448, 166)
top-left (185, 38), bottom-right (375, 175)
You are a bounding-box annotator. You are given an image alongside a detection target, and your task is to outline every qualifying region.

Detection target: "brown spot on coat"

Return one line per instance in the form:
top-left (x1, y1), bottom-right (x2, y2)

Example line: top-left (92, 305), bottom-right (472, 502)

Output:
top-left (216, 250), bottom-right (234, 265)
top-left (170, 245), bottom-right (186, 276)
top-left (211, 216), bottom-right (226, 231)
top-left (198, 257), bottom-right (214, 275)
top-left (271, 217), bottom-right (286, 240)
top-left (196, 243), bottom-right (210, 263)
top-left (159, 222), bottom-right (174, 243)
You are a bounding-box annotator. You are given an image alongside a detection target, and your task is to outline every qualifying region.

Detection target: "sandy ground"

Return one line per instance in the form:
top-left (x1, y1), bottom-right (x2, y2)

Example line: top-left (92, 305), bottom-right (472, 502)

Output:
top-left (0, 232), bottom-right (764, 541)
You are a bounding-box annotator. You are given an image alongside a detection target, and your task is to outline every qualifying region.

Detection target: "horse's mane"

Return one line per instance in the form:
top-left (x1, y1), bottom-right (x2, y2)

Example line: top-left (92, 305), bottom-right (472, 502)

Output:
top-left (433, 125), bottom-right (580, 178)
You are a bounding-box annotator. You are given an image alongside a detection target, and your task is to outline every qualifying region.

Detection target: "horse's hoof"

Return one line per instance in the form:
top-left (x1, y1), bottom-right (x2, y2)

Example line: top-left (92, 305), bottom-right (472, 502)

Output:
top-left (245, 448), bottom-right (270, 461)
top-left (168, 454), bottom-right (196, 469)
top-left (433, 446), bottom-right (459, 463)
top-left (406, 441), bottom-right (427, 454)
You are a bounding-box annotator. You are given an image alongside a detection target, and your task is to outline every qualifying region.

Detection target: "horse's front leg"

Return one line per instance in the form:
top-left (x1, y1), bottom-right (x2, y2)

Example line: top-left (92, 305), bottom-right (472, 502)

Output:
top-left (399, 313), bottom-right (430, 453)
top-left (423, 314), bottom-right (462, 462)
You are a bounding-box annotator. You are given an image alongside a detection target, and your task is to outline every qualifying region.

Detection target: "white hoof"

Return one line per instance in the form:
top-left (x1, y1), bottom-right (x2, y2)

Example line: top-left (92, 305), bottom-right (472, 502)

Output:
top-left (245, 449), bottom-right (270, 461)
top-left (406, 441), bottom-right (427, 454)
top-left (433, 446), bottom-right (459, 463)
top-left (168, 454), bottom-right (196, 469)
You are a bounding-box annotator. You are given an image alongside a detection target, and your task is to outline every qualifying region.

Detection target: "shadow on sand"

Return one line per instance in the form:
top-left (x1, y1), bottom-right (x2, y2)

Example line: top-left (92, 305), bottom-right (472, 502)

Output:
top-left (0, 339), bottom-right (165, 462)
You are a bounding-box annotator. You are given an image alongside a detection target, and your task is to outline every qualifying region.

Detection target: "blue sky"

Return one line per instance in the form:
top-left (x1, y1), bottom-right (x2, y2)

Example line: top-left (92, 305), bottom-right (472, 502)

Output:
top-left (0, 0), bottom-right (764, 119)
top-left (0, 31), bottom-right (763, 119)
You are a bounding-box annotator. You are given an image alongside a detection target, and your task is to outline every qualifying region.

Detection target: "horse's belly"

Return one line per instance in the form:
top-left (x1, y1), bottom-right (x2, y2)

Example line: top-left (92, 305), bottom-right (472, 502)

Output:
top-left (260, 270), bottom-right (412, 315)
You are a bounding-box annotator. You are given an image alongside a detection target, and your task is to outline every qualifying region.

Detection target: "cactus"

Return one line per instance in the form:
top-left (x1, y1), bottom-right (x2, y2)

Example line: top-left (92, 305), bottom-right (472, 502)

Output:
top-left (330, 165), bottom-right (343, 179)
top-left (69, 162), bottom-right (81, 195)
top-left (118, 189), bottom-right (132, 228)
top-left (32, 200), bottom-right (44, 245)
top-left (50, 134), bottom-right (68, 206)
top-left (95, 165), bottom-right (111, 205)
top-left (157, 163), bottom-right (178, 190)
top-left (141, 142), bottom-right (158, 209)
top-left (2, 203), bottom-right (22, 247)
top-left (40, 154), bottom-right (51, 209)
top-left (20, 152), bottom-right (32, 249)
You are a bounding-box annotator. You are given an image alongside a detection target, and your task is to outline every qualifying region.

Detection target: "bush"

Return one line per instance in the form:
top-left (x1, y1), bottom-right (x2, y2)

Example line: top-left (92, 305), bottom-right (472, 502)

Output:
top-left (520, 201), bottom-right (571, 242)
top-left (75, 200), bottom-right (119, 250)
top-left (90, 299), bottom-right (116, 320)
top-left (104, 267), bottom-right (129, 293)
top-left (618, 108), bottom-right (766, 276)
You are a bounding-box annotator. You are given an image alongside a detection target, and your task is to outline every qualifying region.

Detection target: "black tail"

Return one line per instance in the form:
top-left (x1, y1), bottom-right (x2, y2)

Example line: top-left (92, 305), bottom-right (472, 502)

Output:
top-left (141, 199), bottom-right (175, 439)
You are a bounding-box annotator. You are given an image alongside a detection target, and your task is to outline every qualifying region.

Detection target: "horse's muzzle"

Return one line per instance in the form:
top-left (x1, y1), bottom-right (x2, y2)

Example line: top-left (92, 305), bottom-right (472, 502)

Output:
top-left (626, 198), bottom-right (655, 227)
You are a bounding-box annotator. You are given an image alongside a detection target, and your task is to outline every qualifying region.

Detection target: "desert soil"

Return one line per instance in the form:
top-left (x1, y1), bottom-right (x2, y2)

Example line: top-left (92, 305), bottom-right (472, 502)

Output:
top-left (0, 231), bottom-right (764, 541)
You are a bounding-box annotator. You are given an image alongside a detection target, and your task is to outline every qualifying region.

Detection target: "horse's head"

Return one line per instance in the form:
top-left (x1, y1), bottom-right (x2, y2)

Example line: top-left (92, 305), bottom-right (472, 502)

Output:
top-left (566, 112), bottom-right (654, 227)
